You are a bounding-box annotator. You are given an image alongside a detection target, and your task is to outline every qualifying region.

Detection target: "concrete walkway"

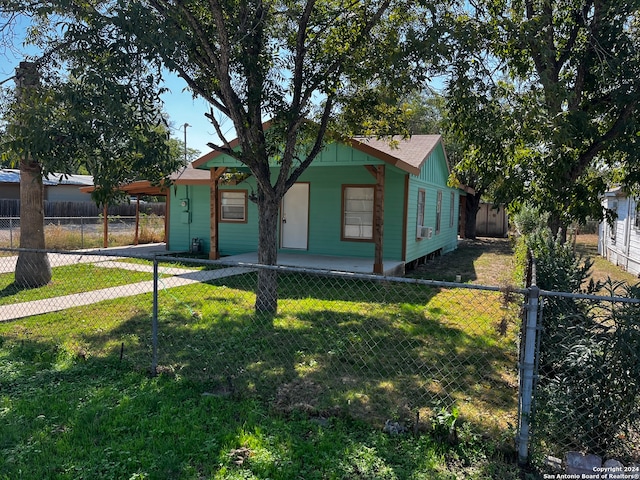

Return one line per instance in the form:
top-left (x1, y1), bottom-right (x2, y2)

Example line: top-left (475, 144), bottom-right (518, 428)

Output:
top-left (0, 259), bottom-right (252, 322)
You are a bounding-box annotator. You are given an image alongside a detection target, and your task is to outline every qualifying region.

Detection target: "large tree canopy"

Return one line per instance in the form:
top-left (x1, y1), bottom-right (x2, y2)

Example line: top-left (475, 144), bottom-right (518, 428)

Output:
top-left (1, 0), bottom-right (447, 310)
top-left (447, 0), bottom-right (640, 233)
top-left (0, 10), bottom-right (186, 287)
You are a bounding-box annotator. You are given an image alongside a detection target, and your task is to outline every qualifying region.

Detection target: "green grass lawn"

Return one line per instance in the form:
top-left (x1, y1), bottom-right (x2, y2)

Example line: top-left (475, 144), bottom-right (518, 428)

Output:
top-left (0, 263), bottom-right (152, 306)
top-left (0, 258), bottom-right (524, 479)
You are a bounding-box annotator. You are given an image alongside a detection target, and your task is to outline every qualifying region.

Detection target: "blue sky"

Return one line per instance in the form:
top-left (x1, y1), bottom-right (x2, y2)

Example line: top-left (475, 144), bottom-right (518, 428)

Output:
top-left (157, 75), bottom-right (224, 157)
top-left (0, 20), bottom-right (220, 157)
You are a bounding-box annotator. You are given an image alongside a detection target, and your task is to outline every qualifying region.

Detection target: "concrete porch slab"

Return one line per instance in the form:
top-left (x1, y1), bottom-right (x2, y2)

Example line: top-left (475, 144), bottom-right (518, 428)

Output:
top-left (220, 252), bottom-right (405, 276)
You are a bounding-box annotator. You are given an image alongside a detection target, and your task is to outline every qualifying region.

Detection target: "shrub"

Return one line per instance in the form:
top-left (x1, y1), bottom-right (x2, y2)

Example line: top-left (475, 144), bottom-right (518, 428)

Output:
top-left (522, 222), bottom-right (640, 462)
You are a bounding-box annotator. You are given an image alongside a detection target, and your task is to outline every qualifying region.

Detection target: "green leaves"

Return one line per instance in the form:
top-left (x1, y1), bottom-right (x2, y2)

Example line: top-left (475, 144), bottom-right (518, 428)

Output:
top-left (446, 0), bottom-right (640, 230)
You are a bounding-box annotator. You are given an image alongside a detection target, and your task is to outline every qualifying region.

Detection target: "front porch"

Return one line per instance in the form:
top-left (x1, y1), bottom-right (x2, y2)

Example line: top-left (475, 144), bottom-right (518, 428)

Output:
top-left (221, 252), bottom-right (405, 276)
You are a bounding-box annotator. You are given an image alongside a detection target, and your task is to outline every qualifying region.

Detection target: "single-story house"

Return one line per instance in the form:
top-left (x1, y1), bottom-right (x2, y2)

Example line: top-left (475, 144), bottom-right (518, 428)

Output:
top-left (165, 134), bottom-right (462, 275)
top-left (599, 187), bottom-right (640, 276)
top-left (80, 162), bottom-right (210, 245)
top-left (0, 168), bottom-right (94, 202)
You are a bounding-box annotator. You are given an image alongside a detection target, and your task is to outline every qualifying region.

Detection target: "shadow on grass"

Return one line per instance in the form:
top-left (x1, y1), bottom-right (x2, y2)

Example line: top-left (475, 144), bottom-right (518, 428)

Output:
top-left (144, 282), bottom-right (518, 435)
top-left (0, 313), bottom-right (521, 479)
top-left (0, 282), bottom-right (523, 479)
top-left (408, 238), bottom-right (514, 283)
top-left (0, 282), bottom-right (28, 300)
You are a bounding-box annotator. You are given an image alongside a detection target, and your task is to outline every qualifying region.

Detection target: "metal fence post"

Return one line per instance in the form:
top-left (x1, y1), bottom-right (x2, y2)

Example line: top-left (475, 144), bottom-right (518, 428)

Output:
top-left (151, 257), bottom-right (159, 376)
top-left (518, 278), bottom-right (540, 465)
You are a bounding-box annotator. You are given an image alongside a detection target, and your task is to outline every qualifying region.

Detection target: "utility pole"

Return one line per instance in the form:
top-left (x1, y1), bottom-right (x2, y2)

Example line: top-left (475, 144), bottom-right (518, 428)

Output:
top-left (183, 123), bottom-right (190, 163)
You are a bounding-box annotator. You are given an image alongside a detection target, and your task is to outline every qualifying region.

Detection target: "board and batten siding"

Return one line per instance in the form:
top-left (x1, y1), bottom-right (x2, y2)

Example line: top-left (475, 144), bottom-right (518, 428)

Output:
top-left (295, 164), bottom-right (406, 260)
top-left (177, 138), bottom-right (457, 264)
top-left (170, 182), bottom-right (260, 255)
top-left (168, 163), bottom-right (407, 260)
top-left (404, 142), bottom-right (459, 264)
top-left (168, 184), bottom-right (228, 253)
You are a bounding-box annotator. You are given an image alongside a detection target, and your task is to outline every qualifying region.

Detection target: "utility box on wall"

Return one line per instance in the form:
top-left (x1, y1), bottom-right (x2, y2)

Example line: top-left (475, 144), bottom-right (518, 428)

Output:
top-left (180, 198), bottom-right (191, 224)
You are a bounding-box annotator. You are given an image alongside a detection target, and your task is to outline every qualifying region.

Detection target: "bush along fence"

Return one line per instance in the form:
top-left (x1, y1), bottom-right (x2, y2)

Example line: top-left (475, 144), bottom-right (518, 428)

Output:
top-left (523, 259), bottom-right (640, 472)
top-left (514, 217), bottom-right (640, 474)
top-left (0, 246), bottom-right (638, 473)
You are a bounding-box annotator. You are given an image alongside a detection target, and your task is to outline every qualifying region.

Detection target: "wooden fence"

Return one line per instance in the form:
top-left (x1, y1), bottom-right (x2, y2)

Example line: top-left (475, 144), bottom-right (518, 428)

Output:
top-left (0, 199), bottom-right (165, 218)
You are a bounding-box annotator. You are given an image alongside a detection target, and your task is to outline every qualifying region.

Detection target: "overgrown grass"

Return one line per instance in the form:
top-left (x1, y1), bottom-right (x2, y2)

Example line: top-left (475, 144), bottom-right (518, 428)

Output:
top-left (0, 260), bottom-right (524, 478)
top-left (575, 234), bottom-right (640, 286)
top-left (0, 215), bottom-right (165, 250)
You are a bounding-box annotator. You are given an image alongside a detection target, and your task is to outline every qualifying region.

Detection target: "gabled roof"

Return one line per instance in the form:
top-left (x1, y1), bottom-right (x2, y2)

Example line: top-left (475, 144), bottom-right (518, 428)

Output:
top-left (192, 134), bottom-right (446, 176)
top-left (349, 135), bottom-right (445, 176)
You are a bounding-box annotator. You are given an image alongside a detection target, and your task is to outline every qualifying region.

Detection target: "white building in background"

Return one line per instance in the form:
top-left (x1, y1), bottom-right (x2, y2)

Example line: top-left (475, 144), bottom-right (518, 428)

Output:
top-left (599, 186), bottom-right (640, 276)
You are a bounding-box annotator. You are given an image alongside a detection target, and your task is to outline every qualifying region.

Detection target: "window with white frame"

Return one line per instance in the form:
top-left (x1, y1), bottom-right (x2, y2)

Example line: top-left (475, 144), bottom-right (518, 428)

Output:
top-left (435, 190), bottom-right (442, 234)
top-left (342, 186), bottom-right (374, 240)
top-left (220, 190), bottom-right (247, 222)
top-left (416, 189), bottom-right (426, 239)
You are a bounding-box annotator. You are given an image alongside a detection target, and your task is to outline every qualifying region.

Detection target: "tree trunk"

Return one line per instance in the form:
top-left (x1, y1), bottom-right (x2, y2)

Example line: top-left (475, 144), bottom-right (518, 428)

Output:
top-left (254, 193), bottom-right (280, 314)
top-left (548, 214), bottom-right (568, 244)
top-left (15, 157), bottom-right (51, 287)
top-left (14, 61), bottom-right (51, 288)
top-left (464, 192), bottom-right (482, 239)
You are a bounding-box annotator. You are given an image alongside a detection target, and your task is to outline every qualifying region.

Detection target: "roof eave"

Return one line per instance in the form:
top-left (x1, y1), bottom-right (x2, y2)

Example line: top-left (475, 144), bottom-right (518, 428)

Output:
top-left (346, 137), bottom-right (423, 175)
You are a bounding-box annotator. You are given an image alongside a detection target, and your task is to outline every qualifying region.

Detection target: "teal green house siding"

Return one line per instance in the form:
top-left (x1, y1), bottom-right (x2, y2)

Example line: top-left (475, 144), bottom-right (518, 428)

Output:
top-left (171, 135), bottom-right (459, 269)
top-left (405, 142), bottom-right (459, 263)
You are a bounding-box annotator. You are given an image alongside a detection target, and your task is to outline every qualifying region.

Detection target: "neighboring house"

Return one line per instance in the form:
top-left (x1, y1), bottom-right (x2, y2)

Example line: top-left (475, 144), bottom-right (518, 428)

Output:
top-left (599, 187), bottom-right (640, 276)
top-left (166, 134), bottom-right (461, 275)
top-left (44, 173), bottom-right (95, 202)
top-left (0, 168), bottom-right (94, 202)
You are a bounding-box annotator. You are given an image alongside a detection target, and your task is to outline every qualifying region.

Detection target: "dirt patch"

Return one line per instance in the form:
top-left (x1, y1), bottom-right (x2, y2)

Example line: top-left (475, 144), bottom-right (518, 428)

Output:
top-left (272, 378), bottom-right (341, 417)
top-left (408, 237), bottom-right (515, 286)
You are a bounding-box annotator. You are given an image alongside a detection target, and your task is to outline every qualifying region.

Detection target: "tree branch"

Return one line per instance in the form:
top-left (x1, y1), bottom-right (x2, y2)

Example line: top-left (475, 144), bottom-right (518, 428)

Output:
top-left (569, 102), bottom-right (636, 183)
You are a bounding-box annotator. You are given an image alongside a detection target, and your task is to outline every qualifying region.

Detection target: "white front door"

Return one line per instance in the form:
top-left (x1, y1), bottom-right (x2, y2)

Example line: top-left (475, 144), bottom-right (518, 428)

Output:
top-left (281, 183), bottom-right (309, 250)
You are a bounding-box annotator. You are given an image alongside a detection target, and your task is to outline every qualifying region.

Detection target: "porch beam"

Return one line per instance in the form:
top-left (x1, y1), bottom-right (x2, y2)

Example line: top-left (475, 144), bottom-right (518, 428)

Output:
top-left (364, 165), bottom-right (378, 179)
top-left (209, 167), bottom-right (227, 259)
top-left (372, 164), bottom-right (385, 274)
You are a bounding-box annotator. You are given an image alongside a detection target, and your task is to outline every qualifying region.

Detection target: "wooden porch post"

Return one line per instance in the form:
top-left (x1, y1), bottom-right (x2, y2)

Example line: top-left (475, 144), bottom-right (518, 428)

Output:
top-left (366, 165), bottom-right (385, 274)
top-left (209, 167), bottom-right (227, 259)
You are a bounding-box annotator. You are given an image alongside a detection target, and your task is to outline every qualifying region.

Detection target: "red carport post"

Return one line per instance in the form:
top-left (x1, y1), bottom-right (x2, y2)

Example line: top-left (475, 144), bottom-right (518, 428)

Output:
top-left (103, 204), bottom-right (108, 248)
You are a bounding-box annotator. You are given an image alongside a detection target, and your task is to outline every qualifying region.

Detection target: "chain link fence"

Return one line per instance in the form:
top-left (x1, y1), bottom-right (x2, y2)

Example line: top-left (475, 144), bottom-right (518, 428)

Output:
top-left (3, 246), bottom-right (638, 470)
top-left (531, 286), bottom-right (640, 466)
top-left (0, 215), bottom-right (165, 249)
top-left (0, 247), bottom-right (522, 440)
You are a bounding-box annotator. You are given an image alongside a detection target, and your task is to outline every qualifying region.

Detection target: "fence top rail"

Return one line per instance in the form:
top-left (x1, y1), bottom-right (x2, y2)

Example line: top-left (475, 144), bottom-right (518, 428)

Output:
top-left (209, 257), bottom-right (525, 293)
top-left (0, 246), bottom-right (526, 294)
top-left (539, 288), bottom-right (640, 304)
